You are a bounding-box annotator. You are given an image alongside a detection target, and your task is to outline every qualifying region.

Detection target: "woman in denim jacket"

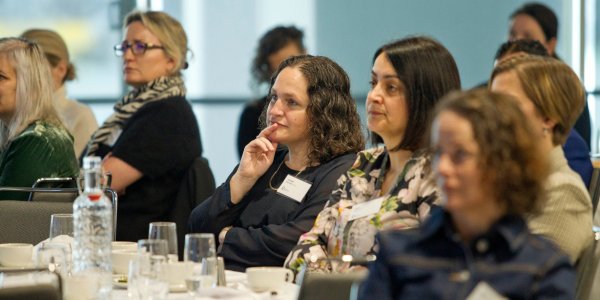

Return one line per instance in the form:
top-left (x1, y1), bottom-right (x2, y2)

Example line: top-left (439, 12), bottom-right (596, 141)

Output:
top-left (359, 90), bottom-right (574, 299)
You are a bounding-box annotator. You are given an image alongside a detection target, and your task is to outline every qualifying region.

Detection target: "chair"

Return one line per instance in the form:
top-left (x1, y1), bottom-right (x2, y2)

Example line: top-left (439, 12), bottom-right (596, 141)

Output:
top-left (28, 177), bottom-right (78, 202)
top-left (171, 156), bottom-right (216, 260)
top-left (575, 227), bottom-right (600, 300)
top-left (587, 167), bottom-right (600, 215)
top-left (297, 270), bottom-right (368, 300)
top-left (0, 186), bottom-right (119, 242)
top-left (0, 201), bottom-right (73, 244)
top-left (0, 269), bottom-right (61, 300)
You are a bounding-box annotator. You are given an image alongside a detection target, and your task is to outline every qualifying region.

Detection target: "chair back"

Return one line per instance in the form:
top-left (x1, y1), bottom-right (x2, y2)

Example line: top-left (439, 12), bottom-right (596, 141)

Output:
top-left (28, 177), bottom-right (78, 202)
top-left (0, 269), bottom-right (61, 300)
top-left (171, 156), bottom-right (216, 260)
top-left (0, 186), bottom-right (118, 243)
top-left (297, 270), bottom-right (368, 300)
top-left (0, 201), bottom-right (73, 244)
top-left (587, 167), bottom-right (600, 215)
top-left (575, 227), bottom-right (600, 300)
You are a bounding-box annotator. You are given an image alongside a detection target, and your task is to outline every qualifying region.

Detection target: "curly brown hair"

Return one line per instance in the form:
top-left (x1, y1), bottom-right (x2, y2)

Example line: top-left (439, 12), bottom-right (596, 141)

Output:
top-left (434, 89), bottom-right (549, 216)
top-left (261, 55), bottom-right (365, 164)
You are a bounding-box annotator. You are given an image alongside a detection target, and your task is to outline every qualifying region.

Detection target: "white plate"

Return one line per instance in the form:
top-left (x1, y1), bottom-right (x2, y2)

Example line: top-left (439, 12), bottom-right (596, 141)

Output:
top-left (112, 275), bottom-right (187, 293)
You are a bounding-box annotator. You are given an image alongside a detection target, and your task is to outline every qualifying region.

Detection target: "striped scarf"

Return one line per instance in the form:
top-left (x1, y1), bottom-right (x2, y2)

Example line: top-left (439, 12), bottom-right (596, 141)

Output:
top-left (84, 76), bottom-right (186, 156)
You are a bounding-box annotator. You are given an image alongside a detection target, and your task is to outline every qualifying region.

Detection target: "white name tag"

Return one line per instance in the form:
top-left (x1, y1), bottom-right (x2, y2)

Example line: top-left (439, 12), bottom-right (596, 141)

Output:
top-left (466, 282), bottom-right (507, 300)
top-left (348, 197), bottom-right (385, 221)
top-left (276, 175), bottom-right (312, 203)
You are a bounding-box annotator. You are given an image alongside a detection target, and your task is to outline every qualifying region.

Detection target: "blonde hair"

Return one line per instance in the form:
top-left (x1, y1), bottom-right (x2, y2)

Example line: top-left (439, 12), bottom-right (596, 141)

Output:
top-left (20, 28), bottom-right (76, 83)
top-left (0, 38), bottom-right (62, 148)
top-left (124, 10), bottom-right (188, 75)
top-left (491, 55), bottom-right (584, 145)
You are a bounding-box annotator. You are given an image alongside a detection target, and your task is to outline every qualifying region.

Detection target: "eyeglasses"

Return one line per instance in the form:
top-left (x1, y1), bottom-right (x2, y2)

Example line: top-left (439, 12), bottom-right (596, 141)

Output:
top-left (113, 41), bottom-right (164, 56)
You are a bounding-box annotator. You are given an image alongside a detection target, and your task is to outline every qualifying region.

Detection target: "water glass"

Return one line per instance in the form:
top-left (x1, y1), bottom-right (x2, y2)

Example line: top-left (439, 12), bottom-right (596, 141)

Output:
top-left (128, 242), bottom-right (169, 300)
top-left (49, 213), bottom-right (74, 240)
top-left (184, 233), bottom-right (217, 295)
top-left (148, 222), bottom-right (178, 262)
top-left (137, 239), bottom-right (169, 258)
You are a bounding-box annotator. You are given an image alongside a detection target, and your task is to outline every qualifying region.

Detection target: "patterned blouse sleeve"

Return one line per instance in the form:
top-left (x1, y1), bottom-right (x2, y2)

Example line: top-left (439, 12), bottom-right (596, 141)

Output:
top-left (284, 154), bottom-right (363, 273)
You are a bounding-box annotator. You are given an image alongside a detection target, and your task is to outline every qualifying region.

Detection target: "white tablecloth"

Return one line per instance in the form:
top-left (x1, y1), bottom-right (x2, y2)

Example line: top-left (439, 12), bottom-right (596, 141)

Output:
top-left (111, 270), bottom-right (299, 300)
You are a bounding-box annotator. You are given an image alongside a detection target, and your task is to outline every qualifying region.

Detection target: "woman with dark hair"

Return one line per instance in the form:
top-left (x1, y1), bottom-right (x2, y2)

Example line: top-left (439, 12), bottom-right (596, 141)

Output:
top-left (508, 2), bottom-right (591, 146)
top-left (359, 90), bottom-right (574, 299)
top-left (237, 26), bottom-right (306, 157)
top-left (285, 36), bottom-right (460, 273)
top-left (491, 55), bottom-right (592, 262)
top-left (189, 55), bottom-right (364, 271)
top-left (509, 2), bottom-right (558, 57)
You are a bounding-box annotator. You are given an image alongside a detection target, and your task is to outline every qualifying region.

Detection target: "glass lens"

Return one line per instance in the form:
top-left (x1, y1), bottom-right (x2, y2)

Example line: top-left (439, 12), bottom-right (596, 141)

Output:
top-left (132, 42), bottom-right (147, 55)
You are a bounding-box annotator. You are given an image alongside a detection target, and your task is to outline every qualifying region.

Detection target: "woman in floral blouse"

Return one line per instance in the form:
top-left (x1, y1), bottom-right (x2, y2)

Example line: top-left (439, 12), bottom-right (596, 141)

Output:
top-left (284, 36), bottom-right (461, 272)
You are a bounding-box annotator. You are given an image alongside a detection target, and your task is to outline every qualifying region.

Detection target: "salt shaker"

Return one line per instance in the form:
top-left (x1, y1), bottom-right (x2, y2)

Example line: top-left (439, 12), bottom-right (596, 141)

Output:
top-left (217, 256), bottom-right (227, 286)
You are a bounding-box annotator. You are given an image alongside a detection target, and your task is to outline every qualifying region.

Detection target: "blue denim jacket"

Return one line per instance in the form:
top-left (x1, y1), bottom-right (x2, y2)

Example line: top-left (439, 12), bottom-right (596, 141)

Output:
top-left (358, 207), bottom-right (575, 300)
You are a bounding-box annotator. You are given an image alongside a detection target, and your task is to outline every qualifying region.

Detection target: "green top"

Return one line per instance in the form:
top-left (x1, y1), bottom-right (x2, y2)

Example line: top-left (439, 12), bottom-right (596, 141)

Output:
top-left (0, 121), bottom-right (79, 200)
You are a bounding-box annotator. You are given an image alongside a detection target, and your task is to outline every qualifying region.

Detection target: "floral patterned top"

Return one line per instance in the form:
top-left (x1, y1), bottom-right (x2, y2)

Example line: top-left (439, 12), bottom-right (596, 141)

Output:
top-left (284, 147), bottom-right (439, 272)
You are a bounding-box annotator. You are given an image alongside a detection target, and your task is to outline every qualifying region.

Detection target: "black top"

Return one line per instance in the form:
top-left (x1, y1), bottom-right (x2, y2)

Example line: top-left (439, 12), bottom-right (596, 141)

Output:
top-left (189, 150), bottom-right (356, 271)
top-left (237, 96), bottom-right (268, 158)
top-left (95, 96), bottom-right (202, 242)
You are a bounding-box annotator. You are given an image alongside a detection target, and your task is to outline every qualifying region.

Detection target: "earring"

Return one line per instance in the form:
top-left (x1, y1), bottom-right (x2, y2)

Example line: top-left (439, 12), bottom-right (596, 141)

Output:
top-left (542, 128), bottom-right (550, 136)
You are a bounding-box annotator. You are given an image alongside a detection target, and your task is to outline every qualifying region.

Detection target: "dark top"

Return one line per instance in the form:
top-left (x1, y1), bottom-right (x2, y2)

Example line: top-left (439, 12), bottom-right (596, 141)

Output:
top-left (564, 129), bottom-right (593, 187)
top-left (359, 208), bottom-right (575, 300)
top-left (189, 150), bottom-right (356, 271)
top-left (94, 96), bottom-right (202, 242)
top-left (237, 96), bottom-right (268, 158)
top-left (0, 121), bottom-right (79, 200)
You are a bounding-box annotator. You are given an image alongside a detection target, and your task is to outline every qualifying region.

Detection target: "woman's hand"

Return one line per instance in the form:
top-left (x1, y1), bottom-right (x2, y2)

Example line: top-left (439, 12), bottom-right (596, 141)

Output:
top-left (230, 124), bottom-right (279, 204)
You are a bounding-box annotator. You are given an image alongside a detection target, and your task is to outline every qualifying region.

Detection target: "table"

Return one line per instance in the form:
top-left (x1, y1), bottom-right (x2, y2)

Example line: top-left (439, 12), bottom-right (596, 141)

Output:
top-left (111, 270), bottom-right (299, 300)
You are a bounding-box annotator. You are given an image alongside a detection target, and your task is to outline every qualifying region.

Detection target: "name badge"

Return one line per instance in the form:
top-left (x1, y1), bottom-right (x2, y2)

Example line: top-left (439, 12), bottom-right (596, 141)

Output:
top-left (276, 175), bottom-right (312, 203)
top-left (466, 282), bottom-right (507, 300)
top-left (348, 197), bottom-right (385, 221)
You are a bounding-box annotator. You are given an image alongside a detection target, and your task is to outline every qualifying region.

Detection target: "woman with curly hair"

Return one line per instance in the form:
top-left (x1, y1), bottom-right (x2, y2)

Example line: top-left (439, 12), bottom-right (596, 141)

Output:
top-left (359, 89), bottom-right (574, 299)
top-left (285, 36), bottom-right (460, 273)
top-left (189, 55), bottom-right (364, 271)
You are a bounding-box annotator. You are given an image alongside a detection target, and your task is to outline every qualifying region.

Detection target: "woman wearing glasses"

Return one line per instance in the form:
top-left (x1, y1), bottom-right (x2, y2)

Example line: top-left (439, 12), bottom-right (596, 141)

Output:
top-left (82, 10), bottom-right (202, 242)
top-left (0, 38), bottom-right (79, 200)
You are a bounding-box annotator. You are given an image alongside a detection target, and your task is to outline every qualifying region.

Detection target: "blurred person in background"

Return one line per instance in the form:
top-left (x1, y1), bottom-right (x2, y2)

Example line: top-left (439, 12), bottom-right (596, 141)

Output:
top-left (492, 39), bottom-right (592, 187)
top-left (21, 29), bottom-right (98, 159)
top-left (491, 55), bottom-right (592, 262)
top-left (237, 25), bottom-right (306, 158)
top-left (508, 2), bottom-right (591, 147)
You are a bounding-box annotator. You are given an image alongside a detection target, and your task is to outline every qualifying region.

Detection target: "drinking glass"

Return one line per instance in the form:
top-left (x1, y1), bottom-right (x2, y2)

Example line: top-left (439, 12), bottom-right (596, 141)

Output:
top-left (35, 242), bottom-right (70, 276)
top-left (148, 222), bottom-right (178, 262)
top-left (184, 233), bottom-right (217, 295)
top-left (128, 239), bottom-right (169, 299)
top-left (49, 213), bottom-right (74, 240)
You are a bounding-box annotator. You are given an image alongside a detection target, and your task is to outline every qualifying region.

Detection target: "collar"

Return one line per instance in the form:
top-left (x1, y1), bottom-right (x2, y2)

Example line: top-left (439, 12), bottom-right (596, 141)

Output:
top-left (548, 146), bottom-right (567, 171)
top-left (418, 207), bottom-right (529, 254)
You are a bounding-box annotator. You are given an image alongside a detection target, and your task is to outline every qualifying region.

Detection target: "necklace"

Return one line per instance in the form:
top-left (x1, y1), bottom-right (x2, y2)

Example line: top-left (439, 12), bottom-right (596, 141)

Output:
top-left (269, 159), bottom-right (305, 191)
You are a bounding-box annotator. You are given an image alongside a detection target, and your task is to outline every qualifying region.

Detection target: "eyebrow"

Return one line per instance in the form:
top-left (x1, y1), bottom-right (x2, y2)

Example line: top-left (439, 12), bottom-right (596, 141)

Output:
top-left (371, 71), bottom-right (400, 80)
top-left (270, 88), bottom-right (301, 100)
